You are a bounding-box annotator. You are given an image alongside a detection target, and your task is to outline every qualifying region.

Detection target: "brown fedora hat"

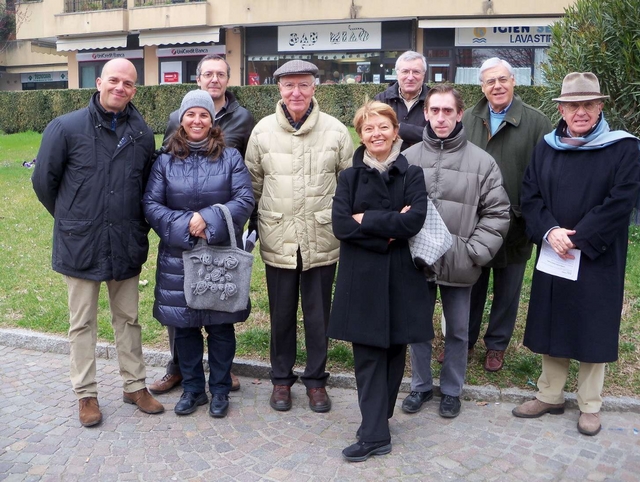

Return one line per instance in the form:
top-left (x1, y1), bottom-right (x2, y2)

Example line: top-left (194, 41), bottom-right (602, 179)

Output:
top-left (552, 72), bottom-right (610, 102)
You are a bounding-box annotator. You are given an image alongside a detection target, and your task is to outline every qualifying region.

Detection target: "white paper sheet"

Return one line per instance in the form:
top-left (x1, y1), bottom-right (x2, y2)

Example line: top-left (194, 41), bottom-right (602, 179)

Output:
top-left (535, 241), bottom-right (581, 281)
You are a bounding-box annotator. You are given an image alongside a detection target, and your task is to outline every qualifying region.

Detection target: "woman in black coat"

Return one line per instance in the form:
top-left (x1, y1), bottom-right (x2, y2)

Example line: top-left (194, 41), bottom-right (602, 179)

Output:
top-left (143, 90), bottom-right (254, 418)
top-left (513, 73), bottom-right (640, 436)
top-left (328, 101), bottom-right (432, 462)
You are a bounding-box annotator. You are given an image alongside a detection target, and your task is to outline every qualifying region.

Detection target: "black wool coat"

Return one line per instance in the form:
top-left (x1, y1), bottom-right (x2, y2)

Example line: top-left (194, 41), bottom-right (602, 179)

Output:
top-left (327, 147), bottom-right (434, 349)
top-left (521, 132), bottom-right (640, 363)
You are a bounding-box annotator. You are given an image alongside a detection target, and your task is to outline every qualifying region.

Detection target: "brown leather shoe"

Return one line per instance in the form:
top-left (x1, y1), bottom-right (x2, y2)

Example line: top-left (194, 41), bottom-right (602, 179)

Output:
top-left (123, 388), bottom-right (165, 414)
top-left (269, 385), bottom-right (292, 411)
top-left (578, 411), bottom-right (601, 436)
top-left (484, 349), bottom-right (505, 372)
top-left (78, 397), bottom-right (102, 427)
top-left (307, 387), bottom-right (331, 413)
top-left (512, 399), bottom-right (565, 418)
top-left (148, 373), bottom-right (182, 395)
top-left (230, 372), bottom-right (240, 392)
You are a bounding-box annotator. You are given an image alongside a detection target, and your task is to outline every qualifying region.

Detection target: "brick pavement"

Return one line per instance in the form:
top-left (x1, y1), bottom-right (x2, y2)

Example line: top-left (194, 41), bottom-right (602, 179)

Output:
top-left (1, 343), bottom-right (640, 481)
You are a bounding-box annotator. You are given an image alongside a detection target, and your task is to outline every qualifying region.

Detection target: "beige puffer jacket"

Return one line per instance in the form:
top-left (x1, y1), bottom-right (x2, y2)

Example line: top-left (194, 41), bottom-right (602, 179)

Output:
top-left (245, 99), bottom-right (354, 270)
top-left (404, 124), bottom-right (510, 287)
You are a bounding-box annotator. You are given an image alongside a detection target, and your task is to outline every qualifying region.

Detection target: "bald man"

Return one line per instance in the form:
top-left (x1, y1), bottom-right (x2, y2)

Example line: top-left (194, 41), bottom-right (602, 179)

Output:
top-left (32, 59), bottom-right (164, 427)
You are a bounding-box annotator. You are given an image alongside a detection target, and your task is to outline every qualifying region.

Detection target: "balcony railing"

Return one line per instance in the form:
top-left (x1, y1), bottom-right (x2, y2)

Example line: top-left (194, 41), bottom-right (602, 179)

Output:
top-left (134, 0), bottom-right (205, 6)
top-left (64, 0), bottom-right (126, 13)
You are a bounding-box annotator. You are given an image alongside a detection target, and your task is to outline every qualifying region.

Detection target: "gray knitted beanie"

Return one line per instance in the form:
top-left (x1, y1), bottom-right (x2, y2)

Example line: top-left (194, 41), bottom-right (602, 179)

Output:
top-left (179, 90), bottom-right (215, 122)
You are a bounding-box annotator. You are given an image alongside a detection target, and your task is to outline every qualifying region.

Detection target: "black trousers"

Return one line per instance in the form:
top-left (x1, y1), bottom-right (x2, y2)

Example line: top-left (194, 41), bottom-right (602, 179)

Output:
top-left (352, 343), bottom-right (407, 444)
top-left (468, 262), bottom-right (527, 351)
top-left (174, 324), bottom-right (235, 395)
top-left (265, 252), bottom-right (336, 388)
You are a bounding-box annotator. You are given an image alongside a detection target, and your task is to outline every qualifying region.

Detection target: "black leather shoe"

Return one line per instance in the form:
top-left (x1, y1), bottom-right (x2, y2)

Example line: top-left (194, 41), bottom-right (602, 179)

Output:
top-left (342, 440), bottom-right (392, 462)
top-left (209, 393), bottom-right (229, 418)
top-left (401, 390), bottom-right (433, 414)
top-left (439, 394), bottom-right (461, 418)
top-left (174, 391), bottom-right (208, 416)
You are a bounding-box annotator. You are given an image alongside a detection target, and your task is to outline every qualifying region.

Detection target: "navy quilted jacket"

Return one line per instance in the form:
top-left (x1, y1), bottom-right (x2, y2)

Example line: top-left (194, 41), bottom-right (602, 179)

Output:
top-left (143, 147), bottom-right (254, 327)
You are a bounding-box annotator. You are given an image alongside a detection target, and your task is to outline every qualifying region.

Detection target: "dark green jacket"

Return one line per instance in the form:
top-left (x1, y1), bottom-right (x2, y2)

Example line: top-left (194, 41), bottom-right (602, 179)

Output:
top-left (462, 94), bottom-right (552, 267)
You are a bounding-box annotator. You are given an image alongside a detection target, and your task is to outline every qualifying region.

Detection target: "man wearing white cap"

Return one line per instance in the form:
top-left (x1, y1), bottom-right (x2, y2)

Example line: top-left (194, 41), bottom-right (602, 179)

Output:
top-left (245, 60), bottom-right (353, 413)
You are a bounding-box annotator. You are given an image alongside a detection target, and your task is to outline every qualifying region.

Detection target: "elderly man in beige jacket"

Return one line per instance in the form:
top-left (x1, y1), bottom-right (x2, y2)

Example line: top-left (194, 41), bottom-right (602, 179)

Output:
top-left (245, 60), bottom-right (353, 414)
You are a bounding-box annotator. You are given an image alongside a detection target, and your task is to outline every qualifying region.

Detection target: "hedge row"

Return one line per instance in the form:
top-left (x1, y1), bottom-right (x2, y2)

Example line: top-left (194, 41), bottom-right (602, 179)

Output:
top-left (0, 83), bottom-right (552, 135)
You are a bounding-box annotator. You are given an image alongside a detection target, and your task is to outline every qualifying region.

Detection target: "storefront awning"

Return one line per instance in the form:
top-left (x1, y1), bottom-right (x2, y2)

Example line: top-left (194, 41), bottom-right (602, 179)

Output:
top-left (138, 28), bottom-right (220, 47)
top-left (418, 17), bottom-right (561, 29)
top-left (57, 35), bottom-right (128, 52)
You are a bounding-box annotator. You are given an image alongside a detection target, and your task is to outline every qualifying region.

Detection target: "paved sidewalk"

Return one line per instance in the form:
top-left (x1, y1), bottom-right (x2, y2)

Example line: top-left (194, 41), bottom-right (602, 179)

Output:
top-left (2, 342), bottom-right (640, 481)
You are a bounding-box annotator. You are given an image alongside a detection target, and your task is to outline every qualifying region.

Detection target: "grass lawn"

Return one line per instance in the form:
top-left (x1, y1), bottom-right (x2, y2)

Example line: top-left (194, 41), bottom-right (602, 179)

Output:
top-left (1, 131), bottom-right (639, 397)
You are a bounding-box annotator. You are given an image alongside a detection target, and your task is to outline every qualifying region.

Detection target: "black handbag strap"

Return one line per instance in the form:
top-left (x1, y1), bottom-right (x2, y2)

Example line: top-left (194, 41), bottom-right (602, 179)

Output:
top-left (213, 203), bottom-right (238, 249)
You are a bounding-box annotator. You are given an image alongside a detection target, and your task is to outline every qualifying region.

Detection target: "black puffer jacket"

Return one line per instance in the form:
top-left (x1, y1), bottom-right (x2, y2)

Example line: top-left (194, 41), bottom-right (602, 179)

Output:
top-left (32, 93), bottom-right (155, 281)
top-left (375, 82), bottom-right (430, 151)
top-left (163, 90), bottom-right (255, 156)
top-left (142, 147), bottom-right (255, 328)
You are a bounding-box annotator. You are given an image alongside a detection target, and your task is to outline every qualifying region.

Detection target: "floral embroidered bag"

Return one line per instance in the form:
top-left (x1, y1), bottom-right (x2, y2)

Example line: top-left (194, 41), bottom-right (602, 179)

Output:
top-left (182, 204), bottom-right (253, 313)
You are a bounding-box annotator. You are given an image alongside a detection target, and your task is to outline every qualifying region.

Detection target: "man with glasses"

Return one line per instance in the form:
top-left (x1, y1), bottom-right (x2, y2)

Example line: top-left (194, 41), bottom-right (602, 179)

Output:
top-left (463, 57), bottom-right (552, 372)
top-left (375, 50), bottom-right (430, 151)
top-left (162, 55), bottom-right (255, 155)
top-left (245, 60), bottom-right (353, 413)
top-left (149, 55), bottom-right (255, 396)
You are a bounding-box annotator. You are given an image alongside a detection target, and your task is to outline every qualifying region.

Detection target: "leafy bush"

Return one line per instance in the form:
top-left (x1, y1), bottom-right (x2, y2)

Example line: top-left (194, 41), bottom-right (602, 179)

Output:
top-left (0, 83), bottom-right (549, 134)
top-left (542, 0), bottom-right (640, 135)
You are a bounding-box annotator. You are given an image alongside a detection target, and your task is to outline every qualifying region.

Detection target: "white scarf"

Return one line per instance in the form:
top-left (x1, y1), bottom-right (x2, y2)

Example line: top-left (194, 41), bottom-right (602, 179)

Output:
top-left (362, 138), bottom-right (403, 173)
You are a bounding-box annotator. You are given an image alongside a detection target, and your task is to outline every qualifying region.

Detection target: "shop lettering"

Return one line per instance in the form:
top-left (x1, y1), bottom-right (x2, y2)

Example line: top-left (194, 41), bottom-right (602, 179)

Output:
top-left (34, 74), bottom-right (52, 80)
top-left (91, 52), bottom-right (126, 60)
top-left (330, 25), bottom-right (371, 45)
top-left (509, 33), bottom-right (552, 43)
top-left (288, 32), bottom-right (318, 49)
top-left (170, 47), bottom-right (210, 55)
top-left (491, 26), bottom-right (552, 44)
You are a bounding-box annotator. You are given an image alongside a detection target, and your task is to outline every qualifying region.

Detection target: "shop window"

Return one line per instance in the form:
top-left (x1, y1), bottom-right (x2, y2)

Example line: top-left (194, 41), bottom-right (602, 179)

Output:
top-left (454, 48), bottom-right (539, 85)
top-left (79, 58), bottom-right (145, 88)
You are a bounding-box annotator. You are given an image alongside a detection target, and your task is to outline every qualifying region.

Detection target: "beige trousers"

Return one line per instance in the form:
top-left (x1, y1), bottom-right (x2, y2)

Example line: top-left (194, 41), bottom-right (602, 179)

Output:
top-left (64, 275), bottom-right (147, 399)
top-left (536, 354), bottom-right (605, 413)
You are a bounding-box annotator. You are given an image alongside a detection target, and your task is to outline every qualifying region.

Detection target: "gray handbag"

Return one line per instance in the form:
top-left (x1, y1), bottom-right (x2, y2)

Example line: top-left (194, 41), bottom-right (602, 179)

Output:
top-left (182, 204), bottom-right (253, 313)
top-left (408, 198), bottom-right (453, 269)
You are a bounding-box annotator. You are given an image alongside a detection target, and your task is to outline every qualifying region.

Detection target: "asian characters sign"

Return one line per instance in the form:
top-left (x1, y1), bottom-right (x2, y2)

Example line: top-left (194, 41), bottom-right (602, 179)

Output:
top-left (278, 23), bottom-right (382, 52)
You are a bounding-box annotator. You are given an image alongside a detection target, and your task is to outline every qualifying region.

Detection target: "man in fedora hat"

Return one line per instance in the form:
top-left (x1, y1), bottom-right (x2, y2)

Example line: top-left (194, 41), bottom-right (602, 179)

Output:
top-left (513, 71), bottom-right (640, 436)
top-left (245, 60), bottom-right (353, 413)
top-left (463, 57), bottom-right (552, 373)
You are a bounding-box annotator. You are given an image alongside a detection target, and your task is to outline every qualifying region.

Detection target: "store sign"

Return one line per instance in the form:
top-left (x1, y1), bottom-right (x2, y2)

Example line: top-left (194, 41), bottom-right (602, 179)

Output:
top-left (456, 26), bottom-right (552, 47)
top-left (160, 61), bottom-right (182, 84)
top-left (278, 23), bottom-right (381, 52)
top-left (21, 72), bottom-right (68, 83)
top-left (76, 50), bottom-right (144, 62)
top-left (157, 45), bottom-right (225, 58)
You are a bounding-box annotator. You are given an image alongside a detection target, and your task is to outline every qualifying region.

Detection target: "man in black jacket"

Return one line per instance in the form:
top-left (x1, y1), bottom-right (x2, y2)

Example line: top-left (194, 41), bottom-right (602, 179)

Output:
top-left (150, 54), bottom-right (255, 396)
top-left (161, 55), bottom-right (255, 156)
top-left (375, 50), bottom-right (430, 151)
top-left (32, 58), bottom-right (164, 428)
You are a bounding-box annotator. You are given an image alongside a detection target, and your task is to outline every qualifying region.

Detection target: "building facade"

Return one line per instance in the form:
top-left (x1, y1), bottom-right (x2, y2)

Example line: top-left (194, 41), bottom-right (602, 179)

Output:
top-left (1, 0), bottom-right (574, 91)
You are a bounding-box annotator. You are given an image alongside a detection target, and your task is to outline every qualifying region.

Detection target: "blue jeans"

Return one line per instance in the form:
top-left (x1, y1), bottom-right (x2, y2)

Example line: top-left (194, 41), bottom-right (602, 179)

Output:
top-left (174, 324), bottom-right (236, 395)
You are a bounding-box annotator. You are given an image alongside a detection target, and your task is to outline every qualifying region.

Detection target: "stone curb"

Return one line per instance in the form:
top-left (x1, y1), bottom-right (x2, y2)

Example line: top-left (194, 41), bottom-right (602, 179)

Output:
top-left (2, 327), bottom-right (639, 413)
